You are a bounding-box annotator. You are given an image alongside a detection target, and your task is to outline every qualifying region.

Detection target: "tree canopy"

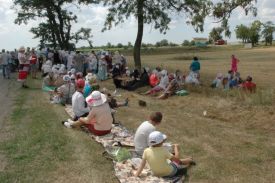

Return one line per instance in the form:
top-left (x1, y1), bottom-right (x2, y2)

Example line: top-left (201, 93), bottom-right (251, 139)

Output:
top-left (262, 21), bottom-right (275, 46)
top-left (209, 27), bottom-right (224, 43)
top-left (13, 0), bottom-right (96, 50)
top-left (235, 20), bottom-right (263, 46)
top-left (99, 0), bottom-right (257, 69)
top-left (235, 24), bottom-right (250, 43)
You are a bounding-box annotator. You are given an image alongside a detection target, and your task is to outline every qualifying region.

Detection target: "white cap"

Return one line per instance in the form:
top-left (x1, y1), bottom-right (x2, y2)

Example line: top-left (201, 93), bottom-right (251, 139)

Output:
top-left (148, 131), bottom-right (167, 146)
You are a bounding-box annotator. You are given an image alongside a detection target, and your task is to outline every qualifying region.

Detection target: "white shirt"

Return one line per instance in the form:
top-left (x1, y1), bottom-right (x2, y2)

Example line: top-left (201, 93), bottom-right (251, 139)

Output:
top-left (158, 75), bottom-right (169, 89)
top-left (72, 91), bottom-right (90, 117)
top-left (134, 121), bottom-right (156, 155)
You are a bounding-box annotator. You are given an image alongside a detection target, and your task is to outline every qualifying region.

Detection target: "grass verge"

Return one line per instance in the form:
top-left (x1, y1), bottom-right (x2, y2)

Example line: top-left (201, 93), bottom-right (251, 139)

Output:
top-left (0, 79), bottom-right (117, 183)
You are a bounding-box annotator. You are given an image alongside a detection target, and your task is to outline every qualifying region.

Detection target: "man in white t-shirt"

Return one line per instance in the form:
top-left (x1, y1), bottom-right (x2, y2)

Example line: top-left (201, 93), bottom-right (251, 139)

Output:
top-left (71, 79), bottom-right (90, 120)
top-left (134, 112), bottom-right (163, 156)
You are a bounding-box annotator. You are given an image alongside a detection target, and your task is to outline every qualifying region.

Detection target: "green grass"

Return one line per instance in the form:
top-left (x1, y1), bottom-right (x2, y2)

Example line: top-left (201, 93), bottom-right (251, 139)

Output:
top-left (0, 79), bottom-right (117, 183)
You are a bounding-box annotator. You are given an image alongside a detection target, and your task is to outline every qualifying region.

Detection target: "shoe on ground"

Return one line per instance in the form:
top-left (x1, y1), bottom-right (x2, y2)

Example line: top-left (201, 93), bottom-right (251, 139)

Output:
top-left (63, 122), bottom-right (72, 128)
top-left (190, 160), bottom-right (196, 166)
top-left (124, 98), bottom-right (129, 106)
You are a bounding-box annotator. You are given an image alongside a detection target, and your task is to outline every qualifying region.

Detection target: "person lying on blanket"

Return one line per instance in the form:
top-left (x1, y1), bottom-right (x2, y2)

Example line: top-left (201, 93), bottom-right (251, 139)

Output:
top-left (135, 131), bottom-right (195, 178)
top-left (134, 112), bottom-right (163, 156)
top-left (63, 91), bottom-right (113, 136)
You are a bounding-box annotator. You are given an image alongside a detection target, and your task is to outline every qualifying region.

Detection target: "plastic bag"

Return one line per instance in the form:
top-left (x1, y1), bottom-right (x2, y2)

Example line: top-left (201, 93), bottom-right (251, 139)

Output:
top-left (111, 147), bottom-right (132, 162)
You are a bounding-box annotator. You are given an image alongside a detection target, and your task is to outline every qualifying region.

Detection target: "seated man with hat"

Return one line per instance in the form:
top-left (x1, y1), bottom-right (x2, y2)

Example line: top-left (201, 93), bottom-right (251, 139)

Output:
top-left (63, 91), bottom-right (113, 136)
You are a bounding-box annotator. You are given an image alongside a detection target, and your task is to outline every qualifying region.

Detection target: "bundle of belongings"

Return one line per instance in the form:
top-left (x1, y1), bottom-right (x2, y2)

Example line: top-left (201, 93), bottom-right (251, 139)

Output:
top-left (64, 105), bottom-right (185, 183)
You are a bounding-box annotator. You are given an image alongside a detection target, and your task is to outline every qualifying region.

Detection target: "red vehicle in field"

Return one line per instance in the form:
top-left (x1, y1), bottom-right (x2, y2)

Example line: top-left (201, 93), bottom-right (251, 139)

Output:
top-left (215, 39), bottom-right (227, 45)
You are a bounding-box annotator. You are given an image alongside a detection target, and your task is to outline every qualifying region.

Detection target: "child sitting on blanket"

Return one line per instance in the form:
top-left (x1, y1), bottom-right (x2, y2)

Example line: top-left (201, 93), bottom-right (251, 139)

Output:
top-left (134, 112), bottom-right (163, 156)
top-left (135, 131), bottom-right (195, 178)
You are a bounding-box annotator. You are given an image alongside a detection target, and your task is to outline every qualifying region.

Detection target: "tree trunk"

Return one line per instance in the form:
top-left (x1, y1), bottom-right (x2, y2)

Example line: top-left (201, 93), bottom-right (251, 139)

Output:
top-left (54, 5), bottom-right (68, 49)
top-left (133, 0), bottom-right (144, 71)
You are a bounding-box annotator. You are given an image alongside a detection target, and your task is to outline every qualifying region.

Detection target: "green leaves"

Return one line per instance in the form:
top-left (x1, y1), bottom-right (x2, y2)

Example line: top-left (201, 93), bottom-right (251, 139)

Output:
top-left (209, 27), bottom-right (224, 43)
top-left (13, 0), bottom-right (98, 49)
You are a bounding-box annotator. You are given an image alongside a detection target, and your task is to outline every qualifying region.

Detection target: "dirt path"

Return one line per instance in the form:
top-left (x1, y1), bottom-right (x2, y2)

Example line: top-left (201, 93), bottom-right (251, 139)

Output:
top-left (0, 74), bottom-right (20, 172)
top-left (0, 75), bottom-right (18, 129)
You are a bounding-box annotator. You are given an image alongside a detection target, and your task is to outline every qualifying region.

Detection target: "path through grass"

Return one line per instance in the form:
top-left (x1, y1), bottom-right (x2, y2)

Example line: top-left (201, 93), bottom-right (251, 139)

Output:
top-left (0, 79), bottom-right (117, 183)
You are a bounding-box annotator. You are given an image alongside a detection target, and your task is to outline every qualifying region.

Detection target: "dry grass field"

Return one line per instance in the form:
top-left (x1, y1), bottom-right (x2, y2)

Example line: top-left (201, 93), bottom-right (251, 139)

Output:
top-left (106, 46), bottom-right (275, 183)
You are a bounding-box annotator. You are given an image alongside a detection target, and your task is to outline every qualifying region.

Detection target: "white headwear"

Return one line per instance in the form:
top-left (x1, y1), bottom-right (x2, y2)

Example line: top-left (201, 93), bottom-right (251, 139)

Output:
top-left (85, 73), bottom-right (97, 83)
top-left (70, 68), bottom-right (76, 74)
top-left (149, 131), bottom-right (167, 146)
top-left (63, 75), bottom-right (71, 82)
top-left (86, 91), bottom-right (107, 107)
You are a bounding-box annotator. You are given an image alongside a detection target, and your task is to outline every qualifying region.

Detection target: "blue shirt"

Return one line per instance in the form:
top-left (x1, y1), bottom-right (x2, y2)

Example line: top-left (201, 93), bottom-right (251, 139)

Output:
top-left (190, 60), bottom-right (200, 72)
top-left (83, 85), bottom-right (92, 98)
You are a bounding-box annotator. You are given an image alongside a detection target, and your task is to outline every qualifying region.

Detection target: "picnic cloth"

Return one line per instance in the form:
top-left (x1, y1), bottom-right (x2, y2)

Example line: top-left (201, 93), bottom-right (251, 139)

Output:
top-left (64, 105), bottom-right (184, 183)
top-left (176, 90), bottom-right (189, 96)
top-left (42, 85), bottom-right (56, 92)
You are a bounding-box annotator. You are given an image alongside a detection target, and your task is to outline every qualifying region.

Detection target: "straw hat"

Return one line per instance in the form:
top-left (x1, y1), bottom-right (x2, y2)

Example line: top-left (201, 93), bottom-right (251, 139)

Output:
top-left (86, 91), bottom-right (107, 107)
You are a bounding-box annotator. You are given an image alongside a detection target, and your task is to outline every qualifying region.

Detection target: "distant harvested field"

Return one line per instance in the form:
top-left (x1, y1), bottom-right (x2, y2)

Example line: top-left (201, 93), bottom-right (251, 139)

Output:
top-left (125, 46), bottom-right (275, 88)
top-left (102, 46), bottom-right (275, 183)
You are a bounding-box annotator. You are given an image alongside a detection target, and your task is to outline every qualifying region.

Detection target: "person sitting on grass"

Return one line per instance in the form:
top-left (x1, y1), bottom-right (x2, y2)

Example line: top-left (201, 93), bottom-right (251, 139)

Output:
top-left (135, 131), bottom-right (195, 178)
top-left (51, 75), bottom-right (75, 105)
top-left (240, 76), bottom-right (256, 93)
top-left (185, 71), bottom-right (200, 85)
top-left (211, 73), bottom-right (223, 89)
top-left (229, 72), bottom-right (243, 88)
top-left (112, 63), bottom-right (122, 89)
top-left (144, 70), bottom-right (169, 95)
top-left (149, 69), bottom-right (160, 87)
top-left (158, 70), bottom-right (184, 99)
top-left (83, 73), bottom-right (99, 98)
top-left (42, 71), bottom-right (56, 88)
top-left (63, 91), bottom-right (113, 136)
top-left (134, 112), bottom-right (163, 156)
top-left (71, 79), bottom-right (90, 121)
top-left (122, 67), bottom-right (150, 91)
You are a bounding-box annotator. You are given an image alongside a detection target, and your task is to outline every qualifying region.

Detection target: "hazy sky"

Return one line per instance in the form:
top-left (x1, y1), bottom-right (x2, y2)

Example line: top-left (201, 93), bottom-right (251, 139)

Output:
top-left (0, 0), bottom-right (274, 50)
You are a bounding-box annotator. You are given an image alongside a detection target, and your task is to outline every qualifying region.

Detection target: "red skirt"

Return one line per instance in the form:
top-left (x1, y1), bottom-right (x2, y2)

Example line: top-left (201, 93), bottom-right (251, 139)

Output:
top-left (18, 71), bottom-right (28, 81)
top-left (85, 123), bottom-right (111, 136)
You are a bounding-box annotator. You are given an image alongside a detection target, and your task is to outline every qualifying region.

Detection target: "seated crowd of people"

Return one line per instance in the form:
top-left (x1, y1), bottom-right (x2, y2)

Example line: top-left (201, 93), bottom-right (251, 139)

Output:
top-left (39, 52), bottom-right (200, 179)
top-left (5, 46), bottom-right (257, 180)
top-left (211, 70), bottom-right (256, 93)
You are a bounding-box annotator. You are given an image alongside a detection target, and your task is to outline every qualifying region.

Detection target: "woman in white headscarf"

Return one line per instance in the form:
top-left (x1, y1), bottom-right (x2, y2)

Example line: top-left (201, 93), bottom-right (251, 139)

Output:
top-left (56, 75), bottom-right (76, 104)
